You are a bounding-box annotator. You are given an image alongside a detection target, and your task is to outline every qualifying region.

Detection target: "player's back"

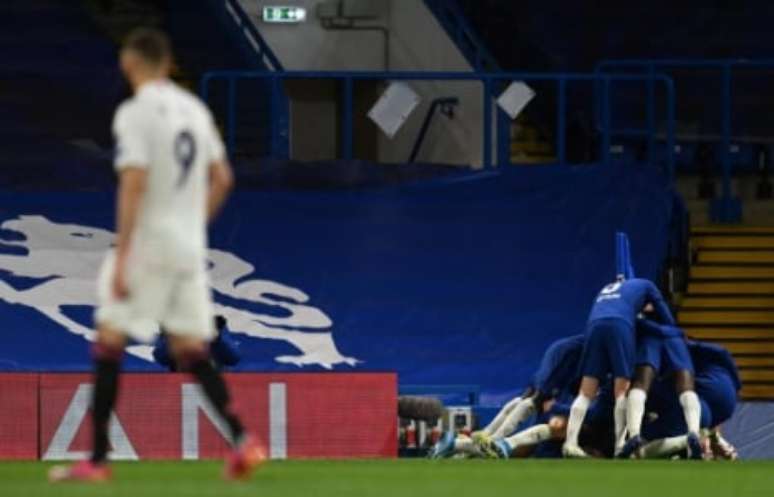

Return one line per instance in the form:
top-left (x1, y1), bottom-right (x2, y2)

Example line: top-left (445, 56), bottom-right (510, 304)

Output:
top-left (587, 278), bottom-right (661, 328)
top-left (114, 80), bottom-right (219, 272)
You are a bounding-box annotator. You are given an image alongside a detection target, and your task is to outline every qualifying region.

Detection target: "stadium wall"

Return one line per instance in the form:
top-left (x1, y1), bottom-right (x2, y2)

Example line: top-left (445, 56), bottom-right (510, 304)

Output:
top-left (239, 0), bottom-right (484, 167)
top-left (0, 373), bottom-right (397, 460)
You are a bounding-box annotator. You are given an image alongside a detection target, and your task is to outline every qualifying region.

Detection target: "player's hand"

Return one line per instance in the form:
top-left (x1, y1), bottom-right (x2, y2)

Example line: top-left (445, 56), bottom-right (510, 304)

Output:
top-left (112, 257), bottom-right (130, 300)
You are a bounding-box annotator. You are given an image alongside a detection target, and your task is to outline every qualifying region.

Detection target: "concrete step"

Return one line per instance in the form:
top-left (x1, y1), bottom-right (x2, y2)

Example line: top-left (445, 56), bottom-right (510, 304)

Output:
top-left (699, 340), bottom-right (774, 354)
top-left (690, 265), bottom-right (774, 279)
top-left (684, 327), bottom-right (774, 340)
top-left (679, 310), bottom-right (774, 325)
top-left (692, 236), bottom-right (774, 249)
top-left (687, 281), bottom-right (774, 294)
top-left (740, 369), bottom-right (774, 382)
top-left (681, 297), bottom-right (774, 308)
top-left (697, 250), bottom-right (774, 264)
top-left (741, 384), bottom-right (774, 400)
top-left (692, 226), bottom-right (774, 235)
top-left (736, 356), bottom-right (774, 367)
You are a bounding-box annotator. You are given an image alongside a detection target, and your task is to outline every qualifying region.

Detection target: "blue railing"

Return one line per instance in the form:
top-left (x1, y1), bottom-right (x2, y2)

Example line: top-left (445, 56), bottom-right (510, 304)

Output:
top-left (595, 59), bottom-right (774, 222)
top-left (201, 70), bottom-right (675, 174)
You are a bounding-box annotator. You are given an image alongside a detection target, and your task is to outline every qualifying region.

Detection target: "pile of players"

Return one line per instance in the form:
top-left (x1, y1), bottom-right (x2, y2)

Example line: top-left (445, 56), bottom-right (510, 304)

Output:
top-left (430, 274), bottom-right (741, 461)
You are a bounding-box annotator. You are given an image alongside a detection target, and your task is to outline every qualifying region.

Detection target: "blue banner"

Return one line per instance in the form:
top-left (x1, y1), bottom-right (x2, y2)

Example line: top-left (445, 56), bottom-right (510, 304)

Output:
top-left (0, 164), bottom-right (673, 403)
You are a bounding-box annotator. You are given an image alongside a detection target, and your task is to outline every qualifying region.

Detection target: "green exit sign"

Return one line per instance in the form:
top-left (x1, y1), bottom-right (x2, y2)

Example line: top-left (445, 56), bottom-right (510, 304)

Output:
top-left (263, 6), bottom-right (307, 23)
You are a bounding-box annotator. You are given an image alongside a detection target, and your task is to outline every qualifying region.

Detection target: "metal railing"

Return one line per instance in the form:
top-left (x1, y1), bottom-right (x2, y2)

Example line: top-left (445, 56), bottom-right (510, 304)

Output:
top-left (223, 0), bottom-right (284, 71)
top-left (201, 70), bottom-right (675, 174)
top-left (595, 59), bottom-right (774, 221)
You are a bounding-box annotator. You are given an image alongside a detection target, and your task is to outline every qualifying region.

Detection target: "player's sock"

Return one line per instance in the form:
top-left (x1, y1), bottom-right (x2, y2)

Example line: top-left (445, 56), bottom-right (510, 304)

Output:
top-left (626, 388), bottom-right (647, 438)
top-left (491, 398), bottom-right (536, 438)
top-left (454, 436), bottom-right (476, 455)
top-left (679, 391), bottom-right (701, 434)
top-left (90, 343), bottom-right (123, 464)
top-left (181, 349), bottom-right (245, 446)
top-left (640, 435), bottom-right (687, 459)
top-left (565, 394), bottom-right (590, 448)
top-left (505, 424), bottom-right (551, 452)
top-left (614, 394), bottom-right (627, 453)
top-left (482, 396), bottom-right (522, 436)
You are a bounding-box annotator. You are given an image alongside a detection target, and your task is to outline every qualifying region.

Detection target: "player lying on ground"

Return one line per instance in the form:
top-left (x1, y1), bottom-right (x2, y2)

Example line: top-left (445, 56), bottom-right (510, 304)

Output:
top-left (563, 277), bottom-right (676, 458)
top-left (429, 334), bottom-right (586, 459)
top-left (49, 28), bottom-right (264, 483)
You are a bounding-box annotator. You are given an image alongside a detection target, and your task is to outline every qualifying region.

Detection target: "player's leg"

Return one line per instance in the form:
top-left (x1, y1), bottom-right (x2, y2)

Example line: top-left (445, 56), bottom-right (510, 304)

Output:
top-left (627, 333), bottom-right (661, 446)
top-left (606, 323), bottom-right (635, 456)
top-left (91, 325), bottom-right (127, 465)
top-left (50, 253), bottom-right (135, 482)
top-left (640, 435), bottom-right (689, 458)
top-left (627, 365), bottom-right (654, 437)
top-left (489, 392), bottom-right (539, 439)
top-left (168, 334), bottom-right (246, 442)
top-left (164, 273), bottom-right (264, 478)
top-left (563, 376), bottom-right (599, 457)
top-left (564, 324), bottom-right (608, 457)
top-left (619, 363), bottom-right (654, 458)
top-left (479, 388), bottom-right (534, 438)
top-left (612, 376), bottom-right (631, 455)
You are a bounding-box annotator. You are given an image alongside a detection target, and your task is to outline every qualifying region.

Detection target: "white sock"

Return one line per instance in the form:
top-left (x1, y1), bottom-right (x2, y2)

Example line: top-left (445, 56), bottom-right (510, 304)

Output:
top-left (614, 395), bottom-right (627, 453)
top-left (454, 436), bottom-right (476, 455)
top-left (482, 396), bottom-right (522, 436)
top-left (679, 391), bottom-right (701, 434)
top-left (626, 388), bottom-right (647, 438)
top-left (505, 424), bottom-right (552, 452)
top-left (491, 399), bottom-right (536, 438)
top-left (641, 435), bottom-right (687, 458)
top-left (565, 394), bottom-right (590, 447)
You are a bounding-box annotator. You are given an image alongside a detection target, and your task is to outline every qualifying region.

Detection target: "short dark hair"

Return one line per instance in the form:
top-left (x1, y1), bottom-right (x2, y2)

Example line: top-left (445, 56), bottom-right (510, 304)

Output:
top-left (123, 27), bottom-right (172, 66)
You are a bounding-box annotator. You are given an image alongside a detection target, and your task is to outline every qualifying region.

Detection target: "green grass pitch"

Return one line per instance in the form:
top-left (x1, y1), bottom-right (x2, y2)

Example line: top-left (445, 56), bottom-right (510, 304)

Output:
top-left (1, 459), bottom-right (773, 497)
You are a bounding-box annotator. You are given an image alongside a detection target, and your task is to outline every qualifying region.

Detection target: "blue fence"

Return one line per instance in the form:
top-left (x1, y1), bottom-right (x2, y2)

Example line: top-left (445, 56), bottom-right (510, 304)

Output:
top-left (200, 70), bottom-right (676, 174)
top-left (595, 59), bottom-right (774, 222)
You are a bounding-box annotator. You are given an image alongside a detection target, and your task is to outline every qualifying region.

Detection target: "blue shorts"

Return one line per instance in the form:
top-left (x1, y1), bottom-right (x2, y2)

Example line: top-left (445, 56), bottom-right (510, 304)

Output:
top-left (636, 335), bottom-right (694, 375)
top-left (579, 318), bottom-right (635, 380)
top-left (696, 367), bottom-right (738, 426)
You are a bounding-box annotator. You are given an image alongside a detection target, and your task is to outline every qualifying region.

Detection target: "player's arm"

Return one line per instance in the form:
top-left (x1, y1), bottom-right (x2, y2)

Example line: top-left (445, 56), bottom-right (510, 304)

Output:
top-left (645, 281), bottom-right (676, 325)
top-left (111, 103), bottom-right (149, 298)
top-left (207, 159), bottom-right (233, 222)
top-left (115, 167), bottom-right (147, 261)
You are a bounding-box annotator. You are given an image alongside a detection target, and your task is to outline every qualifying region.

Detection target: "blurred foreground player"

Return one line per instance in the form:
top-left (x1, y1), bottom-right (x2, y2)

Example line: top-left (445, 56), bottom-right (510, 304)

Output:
top-left (49, 28), bottom-right (264, 483)
top-left (563, 278), bottom-right (675, 458)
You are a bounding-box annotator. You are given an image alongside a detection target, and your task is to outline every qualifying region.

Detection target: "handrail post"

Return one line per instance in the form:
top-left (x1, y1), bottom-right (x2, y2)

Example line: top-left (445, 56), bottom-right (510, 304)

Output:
top-left (342, 77), bottom-right (354, 160)
top-left (557, 78), bottom-right (567, 164)
top-left (483, 76), bottom-right (493, 169)
top-left (227, 77), bottom-right (237, 158)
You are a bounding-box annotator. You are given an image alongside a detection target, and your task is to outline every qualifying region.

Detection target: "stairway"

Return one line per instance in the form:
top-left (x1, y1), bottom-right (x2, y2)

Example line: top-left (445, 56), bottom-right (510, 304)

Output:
top-left (678, 226), bottom-right (774, 400)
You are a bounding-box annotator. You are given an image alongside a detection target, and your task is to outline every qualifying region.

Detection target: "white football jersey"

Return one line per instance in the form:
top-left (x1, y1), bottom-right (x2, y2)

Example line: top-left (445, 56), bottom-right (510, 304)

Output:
top-left (112, 80), bottom-right (225, 273)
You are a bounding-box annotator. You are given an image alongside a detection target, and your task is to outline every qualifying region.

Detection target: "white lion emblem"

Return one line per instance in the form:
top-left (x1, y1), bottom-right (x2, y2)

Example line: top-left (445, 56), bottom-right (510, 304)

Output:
top-left (0, 215), bottom-right (359, 369)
